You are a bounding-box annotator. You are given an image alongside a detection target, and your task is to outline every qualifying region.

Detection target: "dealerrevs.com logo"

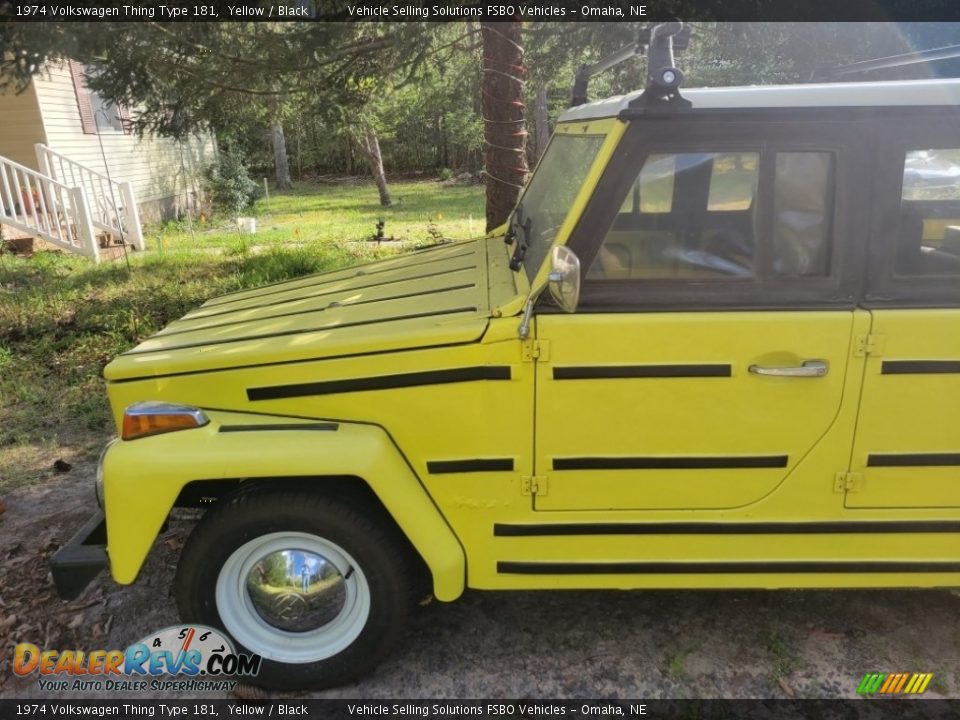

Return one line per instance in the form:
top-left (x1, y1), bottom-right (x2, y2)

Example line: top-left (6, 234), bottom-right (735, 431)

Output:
top-left (14, 625), bottom-right (261, 692)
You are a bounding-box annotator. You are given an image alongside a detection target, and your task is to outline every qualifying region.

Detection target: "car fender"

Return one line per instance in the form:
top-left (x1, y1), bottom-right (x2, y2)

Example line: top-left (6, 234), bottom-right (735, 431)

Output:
top-left (102, 412), bottom-right (466, 600)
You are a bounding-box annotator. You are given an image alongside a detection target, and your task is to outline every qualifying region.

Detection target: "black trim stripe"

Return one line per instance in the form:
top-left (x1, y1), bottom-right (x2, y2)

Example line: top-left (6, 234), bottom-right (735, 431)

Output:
top-left (248, 366), bottom-right (512, 401)
top-left (882, 360), bottom-right (960, 375)
top-left (427, 458), bottom-right (514, 474)
top-left (497, 561), bottom-right (960, 575)
top-left (201, 248), bottom-right (479, 308)
top-left (494, 520), bottom-right (960, 537)
top-left (155, 283), bottom-right (477, 338)
top-left (219, 423), bottom-right (339, 433)
top-left (108, 339), bottom-right (484, 385)
top-left (552, 455), bottom-right (788, 470)
top-left (868, 453), bottom-right (960, 467)
top-left (125, 307), bottom-right (478, 355)
top-left (180, 265), bottom-right (477, 322)
top-left (554, 364), bottom-right (731, 379)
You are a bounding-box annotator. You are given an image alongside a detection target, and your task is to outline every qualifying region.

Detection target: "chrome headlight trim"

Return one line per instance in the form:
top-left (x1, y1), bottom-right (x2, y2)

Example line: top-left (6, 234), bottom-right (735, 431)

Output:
top-left (123, 401), bottom-right (210, 426)
top-left (95, 439), bottom-right (117, 509)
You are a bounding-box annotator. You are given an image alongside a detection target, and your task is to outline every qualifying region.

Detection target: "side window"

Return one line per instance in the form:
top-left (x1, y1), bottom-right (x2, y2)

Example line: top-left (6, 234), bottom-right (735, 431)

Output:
top-left (707, 153), bottom-right (758, 211)
top-left (772, 152), bottom-right (834, 277)
top-left (589, 152), bottom-right (759, 280)
top-left (588, 149), bottom-right (836, 283)
top-left (896, 149), bottom-right (960, 276)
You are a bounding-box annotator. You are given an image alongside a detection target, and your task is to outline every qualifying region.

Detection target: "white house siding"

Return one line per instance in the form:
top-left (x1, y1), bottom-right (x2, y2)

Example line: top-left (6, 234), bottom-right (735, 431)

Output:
top-left (31, 61), bottom-right (215, 222)
top-left (0, 81), bottom-right (46, 170)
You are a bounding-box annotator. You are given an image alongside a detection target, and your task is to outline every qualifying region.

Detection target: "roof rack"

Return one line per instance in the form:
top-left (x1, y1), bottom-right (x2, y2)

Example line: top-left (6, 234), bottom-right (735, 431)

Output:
top-left (569, 22), bottom-right (690, 108)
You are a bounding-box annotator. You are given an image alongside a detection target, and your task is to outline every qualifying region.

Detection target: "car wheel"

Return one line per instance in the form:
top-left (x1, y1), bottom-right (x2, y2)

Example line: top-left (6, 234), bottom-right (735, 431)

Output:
top-left (175, 489), bottom-right (417, 690)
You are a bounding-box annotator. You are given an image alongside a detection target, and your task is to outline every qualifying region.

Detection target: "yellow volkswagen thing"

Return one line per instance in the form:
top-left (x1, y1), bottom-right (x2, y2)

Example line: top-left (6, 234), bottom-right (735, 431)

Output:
top-left (51, 37), bottom-right (960, 689)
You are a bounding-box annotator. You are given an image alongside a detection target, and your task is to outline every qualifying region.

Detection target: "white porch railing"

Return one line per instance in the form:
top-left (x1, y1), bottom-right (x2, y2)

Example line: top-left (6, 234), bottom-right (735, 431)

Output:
top-left (0, 154), bottom-right (100, 262)
top-left (35, 143), bottom-right (144, 251)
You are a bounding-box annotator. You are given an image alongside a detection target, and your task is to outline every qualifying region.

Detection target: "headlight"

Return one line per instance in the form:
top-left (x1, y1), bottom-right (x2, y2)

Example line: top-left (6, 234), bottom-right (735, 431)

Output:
top-left (121, 401), bottom-right (209, 441)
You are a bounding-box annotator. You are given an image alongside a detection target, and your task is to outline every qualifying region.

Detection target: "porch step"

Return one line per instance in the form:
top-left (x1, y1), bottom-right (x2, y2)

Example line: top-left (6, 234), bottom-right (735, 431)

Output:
top-left (2, 225), bottom-right (136, 262)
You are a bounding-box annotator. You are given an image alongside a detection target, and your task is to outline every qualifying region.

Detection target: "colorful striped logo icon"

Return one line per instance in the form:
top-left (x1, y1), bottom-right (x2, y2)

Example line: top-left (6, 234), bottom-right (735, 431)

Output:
top-left (857, 672), bottom-right (933, 695)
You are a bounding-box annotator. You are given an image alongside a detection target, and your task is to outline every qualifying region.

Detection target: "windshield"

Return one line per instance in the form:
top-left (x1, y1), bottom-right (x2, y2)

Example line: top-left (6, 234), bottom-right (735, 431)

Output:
top-left (513, 133), bottom-right (606, 280)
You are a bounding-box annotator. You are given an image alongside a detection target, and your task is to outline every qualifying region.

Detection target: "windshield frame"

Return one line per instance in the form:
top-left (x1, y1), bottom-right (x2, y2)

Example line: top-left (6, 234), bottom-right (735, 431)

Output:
top-left (506, 118), bottom-right (625, 287)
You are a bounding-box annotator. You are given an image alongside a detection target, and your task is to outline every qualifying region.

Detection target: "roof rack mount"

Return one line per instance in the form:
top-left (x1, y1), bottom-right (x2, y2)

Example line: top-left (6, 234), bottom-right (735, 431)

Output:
top-left (569, 22), bottom-right (690, 109)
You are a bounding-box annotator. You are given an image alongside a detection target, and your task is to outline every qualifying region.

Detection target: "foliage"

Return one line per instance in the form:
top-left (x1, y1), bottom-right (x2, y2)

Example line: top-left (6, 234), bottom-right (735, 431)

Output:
top-left (204, 148), bottom-right (264, 214)
top-left (152, 179), bottom-right (484, 250)
top-left (6, 22), bottom-right (960, 215)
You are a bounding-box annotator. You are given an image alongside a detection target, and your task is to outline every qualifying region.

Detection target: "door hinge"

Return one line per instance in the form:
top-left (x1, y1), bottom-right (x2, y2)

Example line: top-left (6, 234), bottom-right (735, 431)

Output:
top-left (521, 475), bottom-right (549, 496)
top-left (854, 334), bottom-right (885, 357)
top-left (834, 471), bottom-right (862, 493)
top-left (521, 338), bottom-right (550, 362)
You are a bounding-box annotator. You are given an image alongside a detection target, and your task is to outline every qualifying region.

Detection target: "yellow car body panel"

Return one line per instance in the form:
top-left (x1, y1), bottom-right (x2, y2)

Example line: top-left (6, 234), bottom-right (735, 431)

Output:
top-left (849, 309), bottom-right (960, 508)
top-left (104, 239), bottom-right (491, 382)
top-left (102, 410), bottom-right (467, 601)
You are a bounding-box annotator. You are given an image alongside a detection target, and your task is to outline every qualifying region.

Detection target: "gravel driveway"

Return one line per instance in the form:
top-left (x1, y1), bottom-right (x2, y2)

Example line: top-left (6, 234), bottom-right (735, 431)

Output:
top-left (2, 465), bottom-right (958, 700)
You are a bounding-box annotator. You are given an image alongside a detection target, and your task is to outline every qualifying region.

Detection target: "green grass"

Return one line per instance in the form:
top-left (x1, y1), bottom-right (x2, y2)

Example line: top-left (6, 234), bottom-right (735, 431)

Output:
top-left (0, 179), bottom-right (484, 492)
top-left (152, 179), bottom-right (485, 251)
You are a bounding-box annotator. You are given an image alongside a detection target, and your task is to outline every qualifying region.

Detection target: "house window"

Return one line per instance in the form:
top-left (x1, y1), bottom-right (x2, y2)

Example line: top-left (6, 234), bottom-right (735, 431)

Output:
top-left (69, 60), bottom-right (129, 135)
top-left (90, 94), bottom-right (125, 134)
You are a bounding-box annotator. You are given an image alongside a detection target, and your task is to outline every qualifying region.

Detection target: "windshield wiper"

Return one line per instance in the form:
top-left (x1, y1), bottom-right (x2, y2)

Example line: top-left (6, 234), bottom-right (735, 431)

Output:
top-left (508, 205), bottom-right (533, 271)
top-left (505, 202), bottom-right (522, 246)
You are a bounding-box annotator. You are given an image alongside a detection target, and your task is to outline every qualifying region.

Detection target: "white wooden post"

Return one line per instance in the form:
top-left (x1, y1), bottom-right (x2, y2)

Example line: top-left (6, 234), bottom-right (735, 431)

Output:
top-left (33, 143), bottom-right (60, 233)
top-left (34, 144), bottom-right (53, 179)
top-left (71, 186), bottom-right (100, 263)
top-left (119, 181), bottom-right (144, 251)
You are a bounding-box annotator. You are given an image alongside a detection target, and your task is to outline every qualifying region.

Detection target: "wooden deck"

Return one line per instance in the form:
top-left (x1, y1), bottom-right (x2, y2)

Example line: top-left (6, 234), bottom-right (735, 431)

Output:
top-left (2, 221), bottom-right (135, 261)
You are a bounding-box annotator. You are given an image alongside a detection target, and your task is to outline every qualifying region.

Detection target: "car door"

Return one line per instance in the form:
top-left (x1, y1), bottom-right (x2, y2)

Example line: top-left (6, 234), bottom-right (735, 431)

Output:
top-left (850, 115), bottom-right (960, 509)
top-left (533, 118), bottom-right (865, 512)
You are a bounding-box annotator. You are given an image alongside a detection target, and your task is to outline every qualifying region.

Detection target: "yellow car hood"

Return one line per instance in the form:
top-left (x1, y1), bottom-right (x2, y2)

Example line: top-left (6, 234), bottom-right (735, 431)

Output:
top-left (105, 240), bottom-right (499, 382)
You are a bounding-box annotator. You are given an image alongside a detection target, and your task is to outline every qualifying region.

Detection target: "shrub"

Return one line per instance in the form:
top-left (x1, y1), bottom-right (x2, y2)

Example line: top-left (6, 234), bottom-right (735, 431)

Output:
top-left (204, 148), bottom-right (264, 215)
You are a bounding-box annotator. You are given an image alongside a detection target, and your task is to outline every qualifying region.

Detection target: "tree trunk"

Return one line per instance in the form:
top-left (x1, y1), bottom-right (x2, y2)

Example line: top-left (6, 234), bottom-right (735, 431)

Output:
top-left (295, 121), bottom-right (303, 181)
top-left (534, 79), bottom-right (550, 162)
top-left (355, 122), bottom-right (391, 207)
top-left (344, 133), bottom-right (354, 175)
top-left (271, 121), bottom-right (292, 190)
top-left (481, 21), bottom-right (528, 232)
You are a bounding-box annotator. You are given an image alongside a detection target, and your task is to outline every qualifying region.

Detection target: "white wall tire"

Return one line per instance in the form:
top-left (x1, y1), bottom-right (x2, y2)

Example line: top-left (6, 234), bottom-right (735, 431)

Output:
top-left (215, 532), bottom-right (371, 664)
top-left (175, 489), bottom-right (417, 690)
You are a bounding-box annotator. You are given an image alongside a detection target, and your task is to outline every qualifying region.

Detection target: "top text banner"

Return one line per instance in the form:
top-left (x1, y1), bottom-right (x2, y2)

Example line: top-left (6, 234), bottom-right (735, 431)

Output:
top-left (4, 0), bottom-right (960, 22)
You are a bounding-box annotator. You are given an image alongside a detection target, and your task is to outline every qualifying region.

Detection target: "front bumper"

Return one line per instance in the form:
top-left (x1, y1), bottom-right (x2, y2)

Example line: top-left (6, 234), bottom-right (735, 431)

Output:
top-left (49, 511), bottom-right (108, 600)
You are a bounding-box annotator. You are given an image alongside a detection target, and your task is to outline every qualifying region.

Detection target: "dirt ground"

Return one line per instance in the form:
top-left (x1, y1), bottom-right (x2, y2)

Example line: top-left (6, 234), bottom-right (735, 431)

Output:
top-left (1, 460), bottom-right (959, 701)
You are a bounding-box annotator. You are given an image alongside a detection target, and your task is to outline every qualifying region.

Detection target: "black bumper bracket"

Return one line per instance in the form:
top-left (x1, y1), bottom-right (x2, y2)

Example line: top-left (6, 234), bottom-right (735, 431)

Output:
top-left (49, 511), bottom-right (108, 600)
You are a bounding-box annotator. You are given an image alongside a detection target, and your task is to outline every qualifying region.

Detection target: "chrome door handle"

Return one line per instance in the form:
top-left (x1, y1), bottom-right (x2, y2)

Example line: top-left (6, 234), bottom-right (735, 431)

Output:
top-left (748, 360), bottom-right (828, 377)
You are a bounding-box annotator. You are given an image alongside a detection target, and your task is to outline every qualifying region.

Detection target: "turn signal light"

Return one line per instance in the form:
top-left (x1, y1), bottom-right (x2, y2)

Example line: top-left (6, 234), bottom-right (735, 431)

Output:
top-left (122, 402), bottom-right (209, 440)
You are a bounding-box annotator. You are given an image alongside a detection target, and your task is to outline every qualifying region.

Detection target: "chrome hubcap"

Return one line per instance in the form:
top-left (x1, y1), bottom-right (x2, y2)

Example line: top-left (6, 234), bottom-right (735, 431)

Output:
top-left (245, 549), bottom-right (347, 632)
top-left (216, 532), bottom-right (371, 664)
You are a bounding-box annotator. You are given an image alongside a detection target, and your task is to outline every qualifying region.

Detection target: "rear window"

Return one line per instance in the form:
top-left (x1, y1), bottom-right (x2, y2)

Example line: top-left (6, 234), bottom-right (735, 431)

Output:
top-left (896, 149), bottom-right (960, 276)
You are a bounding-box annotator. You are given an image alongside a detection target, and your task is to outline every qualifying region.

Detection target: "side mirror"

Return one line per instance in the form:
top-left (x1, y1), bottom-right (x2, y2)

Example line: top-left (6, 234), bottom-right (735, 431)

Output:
top-left (518, 245), bottom-right (582, 339)
top-left (547, 245), bottom-right (581, 313)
